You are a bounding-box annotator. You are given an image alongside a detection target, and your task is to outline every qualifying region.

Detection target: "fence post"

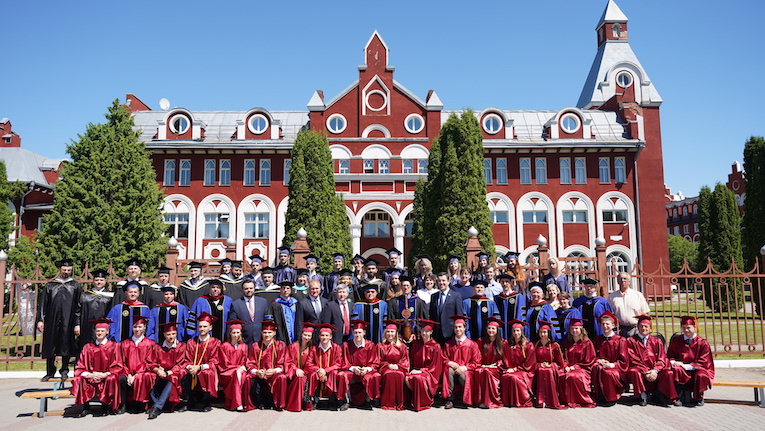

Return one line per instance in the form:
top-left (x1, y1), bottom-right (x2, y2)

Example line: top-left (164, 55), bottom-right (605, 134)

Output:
top-left (464, 226), bottom-right (482, 272)
top-left (166, 237), bottom-right (179, 287)
top-left (594, 237), bottom-right (608, 296)
top-left (225, 237), bottom-right (237, 260)
top-left (536, 235), bottom-right (549, 282)
top-left (0, 250), bottom-right (6, 318)
top-left (292, 228), bottom-right (311, 269)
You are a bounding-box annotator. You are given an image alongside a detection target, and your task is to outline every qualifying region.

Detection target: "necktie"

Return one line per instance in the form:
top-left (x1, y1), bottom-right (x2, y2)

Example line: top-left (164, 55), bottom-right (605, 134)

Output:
top-left (341, 302), bottom-right (350, 334)
top-left (685, 338), bottom-right (692, 345)
top-left (313, 298), bottom-right (322, 316)
top-left (247, 298), bottom-right (254, 321)
top-left (439, 293), bottom-right (446, 312)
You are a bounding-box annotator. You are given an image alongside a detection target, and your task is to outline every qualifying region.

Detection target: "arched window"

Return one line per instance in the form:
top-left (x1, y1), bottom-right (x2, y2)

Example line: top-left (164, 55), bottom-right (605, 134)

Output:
top-left (179, 160), bottom-right (191, 186)
top-left (612, 23), bottom-right (622, 38)
top-left (164, 160), bottom-right (176, 186)
top-left (204, 160), bottom-right (216, 185)
top-left (244, 160), bottom-right (256, 185)
top-left (520, 158), bottom-right (531, 184)
top-left (259, 160), bottom-right (271, 185)
top-left (363, 211), bottom-right (390, 237)
top-left (219, 160), bottom-right (231, 186)
top-left (339, 159), bottom-right (350, 174)
top-left (402, 159), bottom-right (413, 174)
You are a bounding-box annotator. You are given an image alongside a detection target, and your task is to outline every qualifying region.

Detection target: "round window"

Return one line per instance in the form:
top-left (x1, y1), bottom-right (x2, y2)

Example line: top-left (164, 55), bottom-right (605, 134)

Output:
top-left (365, 90), bottom-right (388, 112)
top-left (404, 114), bottom-right (424, 134)
top-left (560, 114), bottom-right (581, 134)
top-left (170, 115), bottom-right (190, 134)
top-left (482, 114), bottom-right (502, 134)
top-left (327, 114), bottom-right (347, 134)
top-left (616, 71), bottom-right (633, 88)
top-left (248, 114), bottom-right (268, 134)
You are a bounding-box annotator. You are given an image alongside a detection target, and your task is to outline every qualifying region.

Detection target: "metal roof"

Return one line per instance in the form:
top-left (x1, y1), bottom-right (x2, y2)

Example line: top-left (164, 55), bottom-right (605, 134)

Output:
top-left (0, 147), bottom-right (65, 186)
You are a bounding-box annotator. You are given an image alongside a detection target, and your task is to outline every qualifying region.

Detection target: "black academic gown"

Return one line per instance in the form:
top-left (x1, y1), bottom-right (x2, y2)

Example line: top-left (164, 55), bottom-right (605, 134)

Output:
top-left (78, 288), bottom-right (114, 348)
top-left (111, 279), bottom-right (150, 306)
top-left (145, 284), bottom-right (170, 309)
top-left (267, 296), bottom-right (299, 344)
top-left (220, 276), bottom-right (244, 301)
top-left (37, 278), bottom-right (81, 358)
top-left (177, 278), bottom-right (209, 307)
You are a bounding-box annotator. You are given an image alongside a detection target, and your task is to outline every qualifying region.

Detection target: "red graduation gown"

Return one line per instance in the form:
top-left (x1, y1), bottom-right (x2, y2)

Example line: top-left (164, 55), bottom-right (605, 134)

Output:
top-left (116, 336), bottom-right (156, 403)
top-left (560, 338), bottom-right (596, 408)
top-left (406, 338), bottom-right (443, 411)
top-left (247, 340), bottom-right (288, 409)
top-left (185, 336), bottom-right (220, 397)
top-left (501, 341), bottom-right (536, 407)
top-left (146, 341), bottom-right (188, 405)
top-left (667, 335), bottom-right (715, 401)
top-left (592, 334), bottom-right (629, 402)
top-left (534, 341), bottom-right (567, 409)
top-left (71, 340), bottom-right (121, 410)
top-left (217, 342), bottom-right (252, 410)
top-left (441, 337), bottom-right (481, 405)
top-left (626, 335), bottom-right (676, 399)
top-left (377, 342), bottom-right (409, 410)
top-left (342, 340), bottom-right (381, 405)
top-left (305, 343), bottom-right (348, 398)
top-left (474, 339), bottom-right (507, 408)
top-left (284, 342), bottom-right (312, 412)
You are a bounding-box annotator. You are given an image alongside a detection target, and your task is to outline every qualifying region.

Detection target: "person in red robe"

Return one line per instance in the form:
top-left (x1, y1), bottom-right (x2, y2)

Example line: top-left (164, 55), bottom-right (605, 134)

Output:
top-left (501, 319), bottom-right (536, 407)
top-left (474, 317), bottom-right (507, 408)
top-left (667, 315), bottom-right (715, 407)
top-left (441, 315), bottom-right (481, 409)
top-left (533, 320), bottom-right (567, 409)
top-left (341, 319), bottom-right (381, 408)
top-left (145, 322), bottom-right (188, 419)
top-left (246, 317), bottom-right (288, 410)
top-left (405, 319), bottom-right (443, 411)
top-left (377, 319), bottom-right (410, 410)
top-left (559, 318), bottom-right (596, 408)
top-left (70, 318), bottom-right (121, 417)
top-left (592, 310), bottom-right (629, 406)
top-left (217, 319), bottom-right (252, 411)
top-left (115, 315), bottom-right (155, 413)
top-left (626, 314), bottom-right (676, 406)
top-left (285, 323), bottom-right (316, 412)
top-left (181, 312), bottom-right (220, 412)
top-left (305, 323), bottom-right (350, 411)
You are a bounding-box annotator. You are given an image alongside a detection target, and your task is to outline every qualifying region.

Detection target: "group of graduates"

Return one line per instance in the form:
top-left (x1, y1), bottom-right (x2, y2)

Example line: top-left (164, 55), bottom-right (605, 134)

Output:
top-left (34, 247), bottom-right (714, 418)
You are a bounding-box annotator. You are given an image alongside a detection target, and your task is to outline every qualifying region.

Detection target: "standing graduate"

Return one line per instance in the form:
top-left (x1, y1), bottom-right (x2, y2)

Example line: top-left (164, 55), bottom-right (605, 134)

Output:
top-left (494, 273), bottom-right (527, 341)
top-left (554, 292), bottom-right (581, 340)
top-left (219, 259), bottom-right (245, 301)
top-left (243, 254), bottom-right (266, 289)
top-left (79, 268), bottom-right (114, 349)
top-left (147, 285), bottom-right (190, 342)
top-left (524, 282), bottom-right (558, 343)
top-left (177, 261), bottom-right (209, 307)
top-left (268, 281), bottom-right (299, 344)
top-left (323, 253), bottom-right (346, 297)
top-left (405, 319), bottom-right (443, 411)
top-left (106, 281), bottom-right (152, 342)
top-left (70, 318), bottom-right (121, 417)
top-left (112, 259), bottom-right (150, 306)
top-left (462, 280), bottom-right (499, 341)
top-left (274, 246), bottom-right (297, 284)
top-left (145, 266), bottom-right (175, 309)
top-left (572, 278), bottom-right (613, 338)
top-left (386, 276), bottom-right (428, 342)
top-left (352, 284), bottom-right (388, 343)
top-left (187, 279), bottom-right (232, 340)
top-left (382, 247), bottom-right (408, 282)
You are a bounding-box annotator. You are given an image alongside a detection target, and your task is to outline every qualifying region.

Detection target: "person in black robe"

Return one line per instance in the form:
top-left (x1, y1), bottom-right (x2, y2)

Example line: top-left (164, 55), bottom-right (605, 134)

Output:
top-left (178, 261), bottom-right (209, 307)
top-left (78, 269), bottom-right (114, 349)
top-left (112, 258), bottom-right (150, 306)
top-left (145, 266), bottom-right (175, 309)
top-left (382, 247), bottom-right (408, 283)
top-left (274, 246), bottom-right (297, 284)
top-left (37, 258), bottom-right (81, 381)
top-left (220, 259), bottom-right (244, 301)
top-left (323, 253), bottom-right (346, 298)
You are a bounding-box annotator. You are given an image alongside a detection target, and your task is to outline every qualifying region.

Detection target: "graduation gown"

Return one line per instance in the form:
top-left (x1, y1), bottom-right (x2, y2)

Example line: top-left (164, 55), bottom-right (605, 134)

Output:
top-left (37, 277), bottom-right (81, 358)
top-left (112, 279), bottom-right (150, 307)
top-left (352, 299), bottom-right (388, 343)
top-left (406, 338), bottom-right (443, 411)
top-left (494, 291), bottom-right (527, 341)
top-left (220, 277), bottom-right (244, 301)
top-left (188, 295), bottom-right (232, 340)
top-left (501, 341), bottom-right (536, 407)
top-left (377, 342), bottom-right (409, 410)
top-left (534, 341), bottom-right (567, 409)
top-left (148, 302), bottom-right (190, 342)
top-left (177, 278), bottom-right (209, 307)
top-left (305, 343), bottom-right (348, 397)
top-left (572, 296), bottom-right (613, 337)
top-left (560, 338), bottom-right (596, 408)
top-left (462, 296), bottom-right (500, 341)
top-left (268, 296), bottom-right (298, 344)
top-left (554, 307), bottom-right (582, 341)
top-left (105, 301), bottom-right (152, 342)
top-left (525, 301), bottom-right (558, 343)
top-left (70, 339), bottom-right (121, 410)
top-left (322, 271), bottom-right (342, 298)
top-left (284, 342), bottom-right (312, 412)
top-left (667, 335), bottom-right (715, 401)
top-left (626, 334), bottom-right (676, 399)
top-left (592, 334), bottom-right (629, 402)
top-left (78, 289), bottom-right (113, 348)
top-left (217, 341), bottom-right (253, 410)
top-left (115, 336), bottom-right (156, 403)
top-left (474, 339), bottom-right (507, 409)
top-left (144, 284), bottom-right (168, 309)
top-left (146, 341), bottom-right (188, 405)
top-left (342, 340), bottom-right (381, 405)
top-left (185, 336), bottom-right (220, 396)
top-left (441, 337), bottom-right (481, 405)
top-left (246, 340), bottom-right (288, 409)
top-left (387, 294), bottom-right (428, 337)
top-left (274, 265), bottom-right (296, 284)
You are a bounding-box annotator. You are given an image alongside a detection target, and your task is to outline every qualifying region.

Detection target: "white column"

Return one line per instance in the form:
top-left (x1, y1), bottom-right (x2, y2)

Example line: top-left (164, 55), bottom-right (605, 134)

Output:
top-left (350, 224), bottom-right (362, 256)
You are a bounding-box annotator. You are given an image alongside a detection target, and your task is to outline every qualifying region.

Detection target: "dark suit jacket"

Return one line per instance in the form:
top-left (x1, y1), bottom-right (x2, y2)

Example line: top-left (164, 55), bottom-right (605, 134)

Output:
top-left (228, 295), bottom-right (268, 345)
top-left (295, 296), bottom-right (329, 326)
top-left (429, 289), bottom-right (463, 342)
top-left (323, 299), bottom-right (352, 345)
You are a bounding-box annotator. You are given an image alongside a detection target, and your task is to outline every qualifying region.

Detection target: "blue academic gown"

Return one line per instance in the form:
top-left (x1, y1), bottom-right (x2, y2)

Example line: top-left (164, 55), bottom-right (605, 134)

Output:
top-left (554, 307), bottom-right (581, 341)
top-left (147, 302), bottom-right (190, 342)
top-left (106, 301), bottom-right (152, 341)
top-left (494, 291), bottom-right (527, 341)
top-left (524, 301), bottom-right (558, 343)
top-left (188, 295), bottom-right (233, 340)
top-left (274, 265), bottom-right (296, 283)
top-left (571, 295), bottom-right (612, 337)
top-left (352, 300), bottom-right (388, 343)
top-left (452, 284), bottom-right (475, 302)
top-left (462, 296), bottom-right (499, 341)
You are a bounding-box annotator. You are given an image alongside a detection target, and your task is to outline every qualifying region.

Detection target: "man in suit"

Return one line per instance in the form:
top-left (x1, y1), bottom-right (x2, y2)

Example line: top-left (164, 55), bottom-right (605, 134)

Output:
top-left (324, 284), bottom-right (352, 345)
top-left (429, 272), bottom-right (463, 344)
top-left (296, 279), bottom-right (328, 330)
top-left (228, 279), bottom-right (268, 345)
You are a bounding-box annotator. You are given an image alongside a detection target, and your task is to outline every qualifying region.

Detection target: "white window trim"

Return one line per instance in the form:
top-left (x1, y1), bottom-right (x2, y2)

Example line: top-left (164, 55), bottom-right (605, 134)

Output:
top-left (482, 113), bottom-right (503, 135)
top-left (169, 114), bottom-right (190, 134)
top-left (179, 159), bottom-right (191, 186)
top-left (243, 159), bottom-right (256, 186)
top-left (404, 114), bottom-right (425, 134)
top-left (248, 114), bottom-right (269, 135)
top-left (259, 159), bottom-right (271, 186)
top-left (560, 113), bottom-right (581, 134)
top-left (163, 160), bottom-right (175, 186)
top-left (219, 159), bottom-right (231, 186)
top-left (204, 159), bottom-right (215, 186)
top-left (327, 114), bottom-right (347, 134)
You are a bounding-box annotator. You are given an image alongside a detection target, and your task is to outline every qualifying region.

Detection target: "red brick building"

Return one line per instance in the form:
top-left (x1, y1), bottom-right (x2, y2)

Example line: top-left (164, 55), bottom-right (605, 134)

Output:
top-left (129, 0), bottom-right (668, 276)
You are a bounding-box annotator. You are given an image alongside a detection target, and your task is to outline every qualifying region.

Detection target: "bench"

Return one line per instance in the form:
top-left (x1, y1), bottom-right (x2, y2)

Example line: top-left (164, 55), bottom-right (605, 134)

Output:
top-left (706, 380), bottom-right (765, 408)
top-left (20, 389), bottom-right (74, 417)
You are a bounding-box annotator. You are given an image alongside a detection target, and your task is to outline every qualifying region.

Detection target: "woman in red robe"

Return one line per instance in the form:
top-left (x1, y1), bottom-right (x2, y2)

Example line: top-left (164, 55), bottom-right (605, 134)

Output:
top-left (217, 320), bottom-right (253, 411)
top-left (377, 320), bottom-right (410, 410)
top-left (560, 318), bottom-right (596, 408)
top-left (474, 317), bottom-right (507, 408)
top-left (501, 319), bottom-right (536, 407)
top-left (405, 319), bottom-right (442, 411)
top-left (533, 320), bottom-right (567, 409)
top-left (284, 324), bottom-right (315, 412)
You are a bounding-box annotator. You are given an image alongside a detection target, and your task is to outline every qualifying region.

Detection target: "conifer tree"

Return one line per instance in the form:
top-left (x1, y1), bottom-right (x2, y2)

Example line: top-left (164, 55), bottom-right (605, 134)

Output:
top-left (741, 136), bottom-right (765, 315)
top-left (282, 130), bottom-right (351, 271)
top-left (37, 100), bottom-right (166, 273)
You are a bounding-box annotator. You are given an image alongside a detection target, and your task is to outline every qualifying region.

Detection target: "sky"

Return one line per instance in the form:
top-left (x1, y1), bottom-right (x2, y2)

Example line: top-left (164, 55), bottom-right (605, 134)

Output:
top-left (2, 0), bottom-right (764, 198)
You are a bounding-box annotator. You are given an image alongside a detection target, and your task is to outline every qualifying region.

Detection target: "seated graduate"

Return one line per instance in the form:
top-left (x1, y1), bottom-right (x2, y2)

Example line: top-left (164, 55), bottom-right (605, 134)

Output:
top-left (474, 316), bottom-right (508, 409)
top-left (533, 320), bottom-right (567, 409)
top-left (592, 310), bottom-right (629, 407)
top-left (145, 322), bottom-right (189, 419)
top-left (305, 323), bottom-right (350, 411)
top-left (284, 323), bottom-right (317, 412)
top-left (246, 317), bottom-right (287, 411)
top-left (217, 319), bottom-right (252, 411)
top-left (441, 315), bottom-right (481, 409)
top-left (106, 281), bottom-right (152, 342)
top-left (667, 315), bottom-right (714, 407)
top-left (405, 319), bottom-right (443, 412)
top-left (181, 312), bottom-right (221, 412)
top-left (501, 319), bottom-right (536, 408)
top-left (148, 284), bottom-right (190, 342)
top-left (377, 320), bottom-right (409, 411)
top-left (560, 318), bottom-right (596, 408)
top-left (341, 319), bottom-right (381, 408)
top-left (70, 318), bottom-right (121, 417)
top-left (115, 315), bottom-right (155, 414)
top-left (626, 314), bottom-right (676, 407)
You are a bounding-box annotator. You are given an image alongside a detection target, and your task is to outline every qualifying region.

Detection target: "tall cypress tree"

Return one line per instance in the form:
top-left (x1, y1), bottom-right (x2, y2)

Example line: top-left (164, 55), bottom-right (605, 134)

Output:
top-left (37, 100), bottom-right (167, 273)
top-left (410, 111), bottom-right (494, 271)
top-left (282, 130), bottom-right (351, 271)
top-left (697, 183), bottom-right (743, 312)
top-left (742, 136), bottom-right (765, 270)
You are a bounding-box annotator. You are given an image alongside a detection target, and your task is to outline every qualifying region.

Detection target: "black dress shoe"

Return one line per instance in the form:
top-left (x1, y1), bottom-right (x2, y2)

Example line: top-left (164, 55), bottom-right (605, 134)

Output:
top-left (147, 407), bottom-right (161, 420)
top-left (202, 405), bottom-right (212, 412)
top-left (444, 400), bottom-right (454, 409)
top-left (115, 405), bottom-right (126, 415)
top-left (60, 370), bottom-right (69, 380)
top-left (696, 399), bottom-right (704, 407)
top-left (78, 405), bottom-right (91, 418)
top-left (639, 392), bottom-right (648, 406)
top-left (339, 402), bottom-right (349, 411)
top-left (41, 374), bottom-right (54, 382)
top-left (175, 404), bottom-right (188, 412)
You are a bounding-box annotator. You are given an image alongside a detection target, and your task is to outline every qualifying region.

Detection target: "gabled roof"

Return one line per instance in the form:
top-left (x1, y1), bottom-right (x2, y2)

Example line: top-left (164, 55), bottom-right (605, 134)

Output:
top-left (0, 147), bottom-right (65, 187)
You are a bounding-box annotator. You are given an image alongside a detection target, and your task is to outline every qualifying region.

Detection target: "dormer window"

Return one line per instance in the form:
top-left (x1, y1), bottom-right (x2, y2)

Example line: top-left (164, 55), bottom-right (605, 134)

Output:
top-left (616, 71), bottom-right (633, 88)
top-left (170, 115), bottom-right (190, 134)
top-left (560, 113), bottom-right (581, 134)
top-left (482, 114), bottom-right (502, 134)
top-left (248, 114), bottom-right (268, 134)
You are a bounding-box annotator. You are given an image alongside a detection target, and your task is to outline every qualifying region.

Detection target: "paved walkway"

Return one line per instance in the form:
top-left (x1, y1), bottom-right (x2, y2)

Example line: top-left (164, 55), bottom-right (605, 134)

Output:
top-left (4, 367), bottom-right (765, 431)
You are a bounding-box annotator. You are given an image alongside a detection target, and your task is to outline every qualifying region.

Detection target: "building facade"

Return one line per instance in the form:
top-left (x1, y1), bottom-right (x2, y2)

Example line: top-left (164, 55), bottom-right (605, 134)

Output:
top-left (130, 0), bottom-right (668, 275)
